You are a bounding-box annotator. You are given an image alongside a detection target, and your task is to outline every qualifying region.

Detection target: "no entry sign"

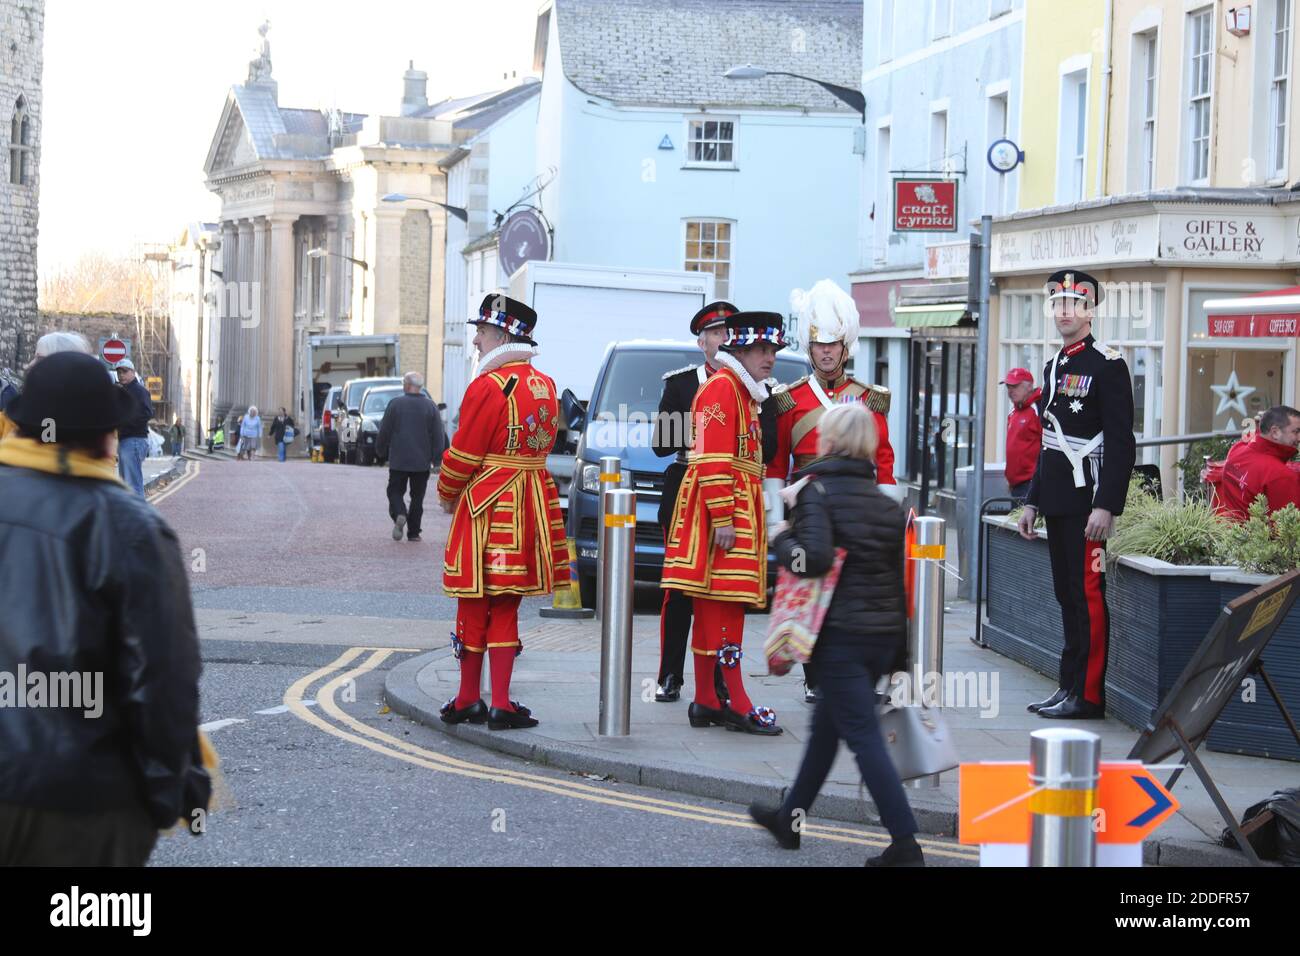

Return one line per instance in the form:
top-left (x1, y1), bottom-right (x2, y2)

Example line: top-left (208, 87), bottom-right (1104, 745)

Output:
top-left (102, 338), bottom-right (128, 365)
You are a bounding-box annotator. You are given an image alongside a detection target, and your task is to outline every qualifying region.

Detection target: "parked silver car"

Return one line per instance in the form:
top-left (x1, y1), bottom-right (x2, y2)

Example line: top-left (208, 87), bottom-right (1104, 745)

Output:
top-left (336, 376), bottom-right (402, 463)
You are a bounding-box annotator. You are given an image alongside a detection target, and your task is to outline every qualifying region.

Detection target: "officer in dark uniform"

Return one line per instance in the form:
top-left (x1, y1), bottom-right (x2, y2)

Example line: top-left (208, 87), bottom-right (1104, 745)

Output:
top-left (651, 301), bottom-right (778, 702)
top-left (1017, 270), bottom-right (1135, 720)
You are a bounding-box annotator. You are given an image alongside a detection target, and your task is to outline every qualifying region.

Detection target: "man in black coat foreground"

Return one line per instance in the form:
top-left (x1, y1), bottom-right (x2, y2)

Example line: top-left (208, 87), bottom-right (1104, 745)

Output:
top-left (377, 371), bottom-right (447, 543)
top-left (0, 352), bottom-right (205, 865)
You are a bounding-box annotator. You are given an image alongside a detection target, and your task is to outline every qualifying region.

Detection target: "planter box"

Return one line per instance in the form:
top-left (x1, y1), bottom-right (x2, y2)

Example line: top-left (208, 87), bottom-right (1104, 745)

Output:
top-left (983, 518), bottom-right (1299, 751)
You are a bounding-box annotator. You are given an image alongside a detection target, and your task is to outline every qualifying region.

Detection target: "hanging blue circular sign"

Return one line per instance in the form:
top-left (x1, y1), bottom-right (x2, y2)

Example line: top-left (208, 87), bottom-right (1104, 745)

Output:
top-left (987, 138), bottom-right (1024, 174)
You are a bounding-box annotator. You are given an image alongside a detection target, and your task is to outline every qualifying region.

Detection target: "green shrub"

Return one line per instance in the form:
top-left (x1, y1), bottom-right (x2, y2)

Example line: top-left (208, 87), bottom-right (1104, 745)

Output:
top-left (1222, 497), bottom-right (1300, 576)
top-left (1177, 436), bottom-right (1237, 501)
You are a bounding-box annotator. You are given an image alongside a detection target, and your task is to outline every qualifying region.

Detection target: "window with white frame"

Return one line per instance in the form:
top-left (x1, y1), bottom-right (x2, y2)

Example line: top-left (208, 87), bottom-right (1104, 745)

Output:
top-left (875, 125), bottom-right (891, 260)
top-left (9, 96), bottom-right (32, 186)
top-left (1057, 70), bottom-right (1088, 203)
top-left (880, 0), bottom-right (895, 63)
top-left (932, 0), bottom-right (953, 40)
top-left (998, 287), bottom-right (1165, 463)
top-left (985, 92), bottom-right (1009, 214)
top-left (1269, 0), bottom-right (1291, 178)
top-left (1186, 8), bottom-right (1213, 183)
top-left (1126, 32), bottom-right (1160, 192)
top-left (684, 219), bottom-right (733, 299)
top-left (930, 109), bottom-right (948, 172)
top-left (990, 0), bottom-right (1012, 17)
top-left (686, 118), bottom-right (735, 166)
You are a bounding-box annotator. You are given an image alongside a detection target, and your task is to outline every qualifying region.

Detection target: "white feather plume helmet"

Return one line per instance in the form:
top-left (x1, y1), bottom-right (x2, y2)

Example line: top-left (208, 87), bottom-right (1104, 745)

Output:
top-left (789, 279), bottom-right (860, 357)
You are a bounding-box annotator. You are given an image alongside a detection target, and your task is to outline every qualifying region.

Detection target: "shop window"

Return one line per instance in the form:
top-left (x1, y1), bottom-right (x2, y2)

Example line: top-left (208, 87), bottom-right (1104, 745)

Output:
top-left (1186, 289), bottom-right (1290, 432)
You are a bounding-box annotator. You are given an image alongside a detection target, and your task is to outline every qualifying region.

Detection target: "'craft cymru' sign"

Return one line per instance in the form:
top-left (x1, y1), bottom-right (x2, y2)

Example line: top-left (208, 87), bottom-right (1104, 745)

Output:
top-left (893, 179), bottom-right (958, 232)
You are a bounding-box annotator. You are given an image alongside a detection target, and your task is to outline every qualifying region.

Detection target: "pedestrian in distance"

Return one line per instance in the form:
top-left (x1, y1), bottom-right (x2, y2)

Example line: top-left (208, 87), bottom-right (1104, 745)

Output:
top-left (1017, 270), bottom-right (1135, 721)
top-left (377, 371), bottom-right (446, 543)
top-left (113, 358), bottom-right (154, 497)
top-left (437, 294), bottom-right (569, 731)
top-left (1002, 367), bottom-right (1043, 501)
top-left (171, 415), bottom-right (185, 456)
top-left (0, 352), bottom-right (207, 865)
top-left (269, 407), bottom-right (296, 462)
top-left (749, 402), bottom-right (924, 866)
top-left (237, 405), bottom-right (263, 461)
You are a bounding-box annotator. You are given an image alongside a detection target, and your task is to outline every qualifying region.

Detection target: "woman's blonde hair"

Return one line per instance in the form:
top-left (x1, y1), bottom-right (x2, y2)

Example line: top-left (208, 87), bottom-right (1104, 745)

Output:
top-left (816, 402), bottom-right (878, 461)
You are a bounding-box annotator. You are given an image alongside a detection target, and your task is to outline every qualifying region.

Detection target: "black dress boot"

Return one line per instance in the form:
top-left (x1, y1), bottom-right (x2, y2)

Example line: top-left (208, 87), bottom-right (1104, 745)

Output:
top-left (1037, 695), bottom-right (1105, 720)
top-left (866, 835), bottom-right (925, 867)
top-left (1027, 688), bottom-right (1068, 713)
top-left (748, 803), bottom-right (800, 850)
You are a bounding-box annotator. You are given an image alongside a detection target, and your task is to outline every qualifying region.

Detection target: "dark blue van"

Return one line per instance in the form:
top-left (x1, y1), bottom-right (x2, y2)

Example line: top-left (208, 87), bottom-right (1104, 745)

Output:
top-left (564, 340), bottom-right (809, 607)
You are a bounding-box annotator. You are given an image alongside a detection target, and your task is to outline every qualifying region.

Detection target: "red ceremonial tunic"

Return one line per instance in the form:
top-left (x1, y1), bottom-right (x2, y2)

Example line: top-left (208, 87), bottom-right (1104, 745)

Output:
top-left (439, 358), bottom-right (569, 598)
top-left (769, 375), bottom-right (895, 483)
top-left (661, 365), bottom-right (768, 606)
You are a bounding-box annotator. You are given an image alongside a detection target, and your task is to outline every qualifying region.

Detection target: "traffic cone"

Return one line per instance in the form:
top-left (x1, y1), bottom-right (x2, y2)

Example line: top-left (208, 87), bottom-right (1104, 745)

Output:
top-left (540, 538), bottom-right (595, 619)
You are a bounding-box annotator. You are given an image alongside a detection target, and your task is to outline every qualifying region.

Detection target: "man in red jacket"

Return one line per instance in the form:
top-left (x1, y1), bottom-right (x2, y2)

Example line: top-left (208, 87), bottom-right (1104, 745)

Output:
top-left (1002, 367), bottom-right (1042, 499)
top-left (1215, 405), bottom-right (1300, 521)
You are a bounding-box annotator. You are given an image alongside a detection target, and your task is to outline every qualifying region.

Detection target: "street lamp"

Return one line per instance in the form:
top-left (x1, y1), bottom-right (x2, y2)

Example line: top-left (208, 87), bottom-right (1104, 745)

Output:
top-left (307, 247), bottom-right (368, 271)
top-left (723, 64), bottom-right (866, 122)
top-left (381, 192), bottom-right (470, 223)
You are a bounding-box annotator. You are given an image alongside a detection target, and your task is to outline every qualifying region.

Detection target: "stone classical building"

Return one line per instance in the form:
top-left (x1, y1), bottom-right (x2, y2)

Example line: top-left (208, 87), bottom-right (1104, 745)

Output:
top-left (1, 0), bottom-right (43, 373)
top-left (202, 24), bottom-right (516, 444)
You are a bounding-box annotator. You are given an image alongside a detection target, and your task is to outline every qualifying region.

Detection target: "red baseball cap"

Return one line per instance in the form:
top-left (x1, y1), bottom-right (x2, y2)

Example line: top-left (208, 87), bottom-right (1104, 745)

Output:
top-left (1000, 368), bottom-right (1033, 386)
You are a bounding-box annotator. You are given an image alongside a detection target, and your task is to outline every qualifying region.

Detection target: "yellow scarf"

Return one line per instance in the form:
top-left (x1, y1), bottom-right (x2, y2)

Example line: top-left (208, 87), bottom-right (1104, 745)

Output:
top-left (0, 435), bottom-right (123, 484)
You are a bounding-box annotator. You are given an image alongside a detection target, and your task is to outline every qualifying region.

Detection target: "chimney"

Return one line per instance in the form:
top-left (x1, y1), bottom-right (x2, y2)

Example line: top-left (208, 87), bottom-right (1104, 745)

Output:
top-left (401, 60), bottom-right (429, 116)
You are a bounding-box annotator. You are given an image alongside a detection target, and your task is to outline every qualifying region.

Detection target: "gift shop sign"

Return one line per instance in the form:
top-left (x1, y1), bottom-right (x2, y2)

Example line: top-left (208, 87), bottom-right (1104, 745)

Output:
top-left (991, 215), bottom-right (1159, 273)
top-left (1159, 214), bottom-right (1284, 262)
top-left (893, 179), bottom-right (958, 232)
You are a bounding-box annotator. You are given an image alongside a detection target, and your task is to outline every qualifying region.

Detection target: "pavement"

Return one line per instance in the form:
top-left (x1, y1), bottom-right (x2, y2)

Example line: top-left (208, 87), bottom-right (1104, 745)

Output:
top-left (143, 454), bottom-right (186, 492)
top-left (385, 600), bottom-right (1292, 868)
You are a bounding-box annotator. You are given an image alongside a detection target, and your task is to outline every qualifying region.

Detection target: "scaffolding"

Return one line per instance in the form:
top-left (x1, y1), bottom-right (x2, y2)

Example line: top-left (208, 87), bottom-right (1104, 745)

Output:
top-left (134, 242), bottom-right (175, 426)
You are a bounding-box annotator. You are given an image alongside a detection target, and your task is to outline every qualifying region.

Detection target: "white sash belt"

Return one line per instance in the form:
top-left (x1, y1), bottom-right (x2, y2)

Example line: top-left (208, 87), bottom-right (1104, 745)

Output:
top-left (1042, 413), bottom-right (1103, 489)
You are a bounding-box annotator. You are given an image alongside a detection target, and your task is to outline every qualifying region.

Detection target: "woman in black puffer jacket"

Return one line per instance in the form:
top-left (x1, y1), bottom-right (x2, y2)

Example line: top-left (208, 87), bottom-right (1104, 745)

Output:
top-left (749, 402), bottom-right (922, 866)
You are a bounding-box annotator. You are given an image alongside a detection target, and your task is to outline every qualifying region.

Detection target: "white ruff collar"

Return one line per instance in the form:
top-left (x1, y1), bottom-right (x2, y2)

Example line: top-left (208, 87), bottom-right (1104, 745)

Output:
top-left (713, 351), bottom-right (769, 402)
top-left (475, 343), bottom-right (537, 376)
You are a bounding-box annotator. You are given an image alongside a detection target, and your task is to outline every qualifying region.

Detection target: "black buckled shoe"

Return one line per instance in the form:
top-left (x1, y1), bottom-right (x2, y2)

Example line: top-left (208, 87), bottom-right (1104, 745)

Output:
top-left (1037, 695), bottom-right (1105, 720)
top-left (655, 674), bottom-right (682, 702)
top-left (1026, 688), bottom-right (1068, 713)
top-left (687, 701), bottom-right (727, 728)
top-left (724, 706), bottom-right (783, 736)
top-left (488, 705), bottom-right (539, 731)
top-left (866, 835), bottom-right (925, 867)
top-left (439, 698), bottom-right (488, 725)
top-left (749, 803), bottom-right (800, 850)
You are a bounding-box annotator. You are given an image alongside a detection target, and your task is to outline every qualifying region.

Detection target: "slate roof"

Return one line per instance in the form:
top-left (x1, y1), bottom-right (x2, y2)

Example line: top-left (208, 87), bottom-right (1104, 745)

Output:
top-left (552, 0), bottom-right (861, 110)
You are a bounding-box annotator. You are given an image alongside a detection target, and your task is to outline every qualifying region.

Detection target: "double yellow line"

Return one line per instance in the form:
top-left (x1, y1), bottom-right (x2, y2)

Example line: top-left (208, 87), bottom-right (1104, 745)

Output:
top-left (285, 648), bottom-right (979, 862)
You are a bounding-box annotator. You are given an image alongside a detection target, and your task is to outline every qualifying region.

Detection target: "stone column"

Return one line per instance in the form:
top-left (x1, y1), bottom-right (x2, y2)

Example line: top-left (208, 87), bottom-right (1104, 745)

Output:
top-left (325, 215), bottom-right (344, 330)
top-left (269, 215), bottom-right (298, 446)
top-left (215, 220), bottom-right (238, 418)
top-left (236, 218), bottom-right (256, 417)
top-left (372, 207), bottom-right (405, 337)
top-left (251, 217), bottom-right (270, 416)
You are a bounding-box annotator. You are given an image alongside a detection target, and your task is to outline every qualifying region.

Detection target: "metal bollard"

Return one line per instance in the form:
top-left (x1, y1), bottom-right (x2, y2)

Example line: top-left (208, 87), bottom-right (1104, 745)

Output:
top-left (1028, 728), bottom-right (1100, 867)
top-left (599, 488), bottom-right (636, 736)
top-left (595, 455), bottom-right (622, 622)
top-left (906, 515), bottom-right (946, 789)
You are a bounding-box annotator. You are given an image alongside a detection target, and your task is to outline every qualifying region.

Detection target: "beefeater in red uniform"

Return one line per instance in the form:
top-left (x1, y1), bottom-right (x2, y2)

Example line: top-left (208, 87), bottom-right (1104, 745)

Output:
top-left (1001, 367), bottom-right (1043, 499)
top-left (661, 310), bottom-right (788, 736)
top-left (437, 294), bottom-right (569, 732)
top-left (769, 280), bottom-right (899, 497)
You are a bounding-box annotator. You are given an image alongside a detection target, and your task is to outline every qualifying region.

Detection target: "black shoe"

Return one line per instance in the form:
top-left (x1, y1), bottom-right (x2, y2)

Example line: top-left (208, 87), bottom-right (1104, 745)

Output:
top-left (749, 803), bottom-right (800, 850)
top-left (407, 533), bottom-right (421, 542)
top-left (687, 701), bottom-right (727, 728)
top-left (1037, 695), bottom-right (1105, 720)
top-left (723, 705), bottom-right (783, 736)
top-left (439, 698), bottom-right (488, 725)
top-left (804, 683), bottom-right (818, 704)
top-left (655, 674), bottom-right (682, 702)
top-left (1027, 688), bottom-right (1068, 713)
top-left (866, 835), bottom-right (925, 867)
top-left (488, 705), bottom-right (539, 730)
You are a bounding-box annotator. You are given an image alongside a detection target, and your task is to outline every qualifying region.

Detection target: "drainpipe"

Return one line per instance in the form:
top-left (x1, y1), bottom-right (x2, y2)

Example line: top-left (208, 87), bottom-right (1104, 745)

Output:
top-left (1095, 0), bottom-right (1114, 198)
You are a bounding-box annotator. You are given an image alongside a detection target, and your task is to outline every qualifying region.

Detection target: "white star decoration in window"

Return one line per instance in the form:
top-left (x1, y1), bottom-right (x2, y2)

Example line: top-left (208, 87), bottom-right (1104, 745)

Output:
top-left (1069, 399), bottom-right (1083, 414)
top-left (1209, 369), bottom-right (1256, 419)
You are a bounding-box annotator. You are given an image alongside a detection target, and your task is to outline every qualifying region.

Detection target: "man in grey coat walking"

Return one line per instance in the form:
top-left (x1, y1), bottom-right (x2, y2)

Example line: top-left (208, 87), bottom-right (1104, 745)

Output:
top-left (376, 372), bottom-right (446, 543)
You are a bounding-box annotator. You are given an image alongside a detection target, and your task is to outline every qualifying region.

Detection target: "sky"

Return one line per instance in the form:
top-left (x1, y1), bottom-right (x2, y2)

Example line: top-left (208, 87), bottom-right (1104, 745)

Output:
top-left (37, 0), bottom-right (541, 280)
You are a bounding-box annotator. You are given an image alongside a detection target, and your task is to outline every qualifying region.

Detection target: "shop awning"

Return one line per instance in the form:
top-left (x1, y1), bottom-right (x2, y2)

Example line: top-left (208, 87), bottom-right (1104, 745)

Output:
top-left (1204, 287), bottom-right (1300, 337)
top-left (891, 302), bottom-right (968, 329)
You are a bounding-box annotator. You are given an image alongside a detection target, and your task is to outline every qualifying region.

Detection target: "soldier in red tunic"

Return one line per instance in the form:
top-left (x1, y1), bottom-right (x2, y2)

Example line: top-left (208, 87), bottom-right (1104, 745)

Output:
top-left (437, 294), bottom-right (569, 731)
top-left (661, 311), bottom-right (787, 736)
top-left (769, 280), bottom-right (901, 702)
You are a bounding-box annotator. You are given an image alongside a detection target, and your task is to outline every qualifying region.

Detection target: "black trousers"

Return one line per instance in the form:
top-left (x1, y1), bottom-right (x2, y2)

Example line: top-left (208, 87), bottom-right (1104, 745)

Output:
top-left (1044, 514), bottom-right (1110, 707)
top-left (779, 640), bottom-right (918, 840)
top-left (0, 801), bottom-right (157, 866)
top-left (387, 470), bottom-right (430, 537)
top-left (657, 510), bottom-right (727, 699)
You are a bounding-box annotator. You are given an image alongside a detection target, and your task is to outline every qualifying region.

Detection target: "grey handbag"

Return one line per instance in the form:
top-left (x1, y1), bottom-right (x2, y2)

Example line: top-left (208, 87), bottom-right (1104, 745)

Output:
top-left (877, 703), bottom-right (960, 781)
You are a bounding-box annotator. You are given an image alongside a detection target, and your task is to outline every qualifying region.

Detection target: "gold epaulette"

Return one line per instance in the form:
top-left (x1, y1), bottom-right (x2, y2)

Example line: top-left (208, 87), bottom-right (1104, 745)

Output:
top-left (767, 382), bottom-right (797, 416)
top-left (862, 382), bottom-right (890, 414)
